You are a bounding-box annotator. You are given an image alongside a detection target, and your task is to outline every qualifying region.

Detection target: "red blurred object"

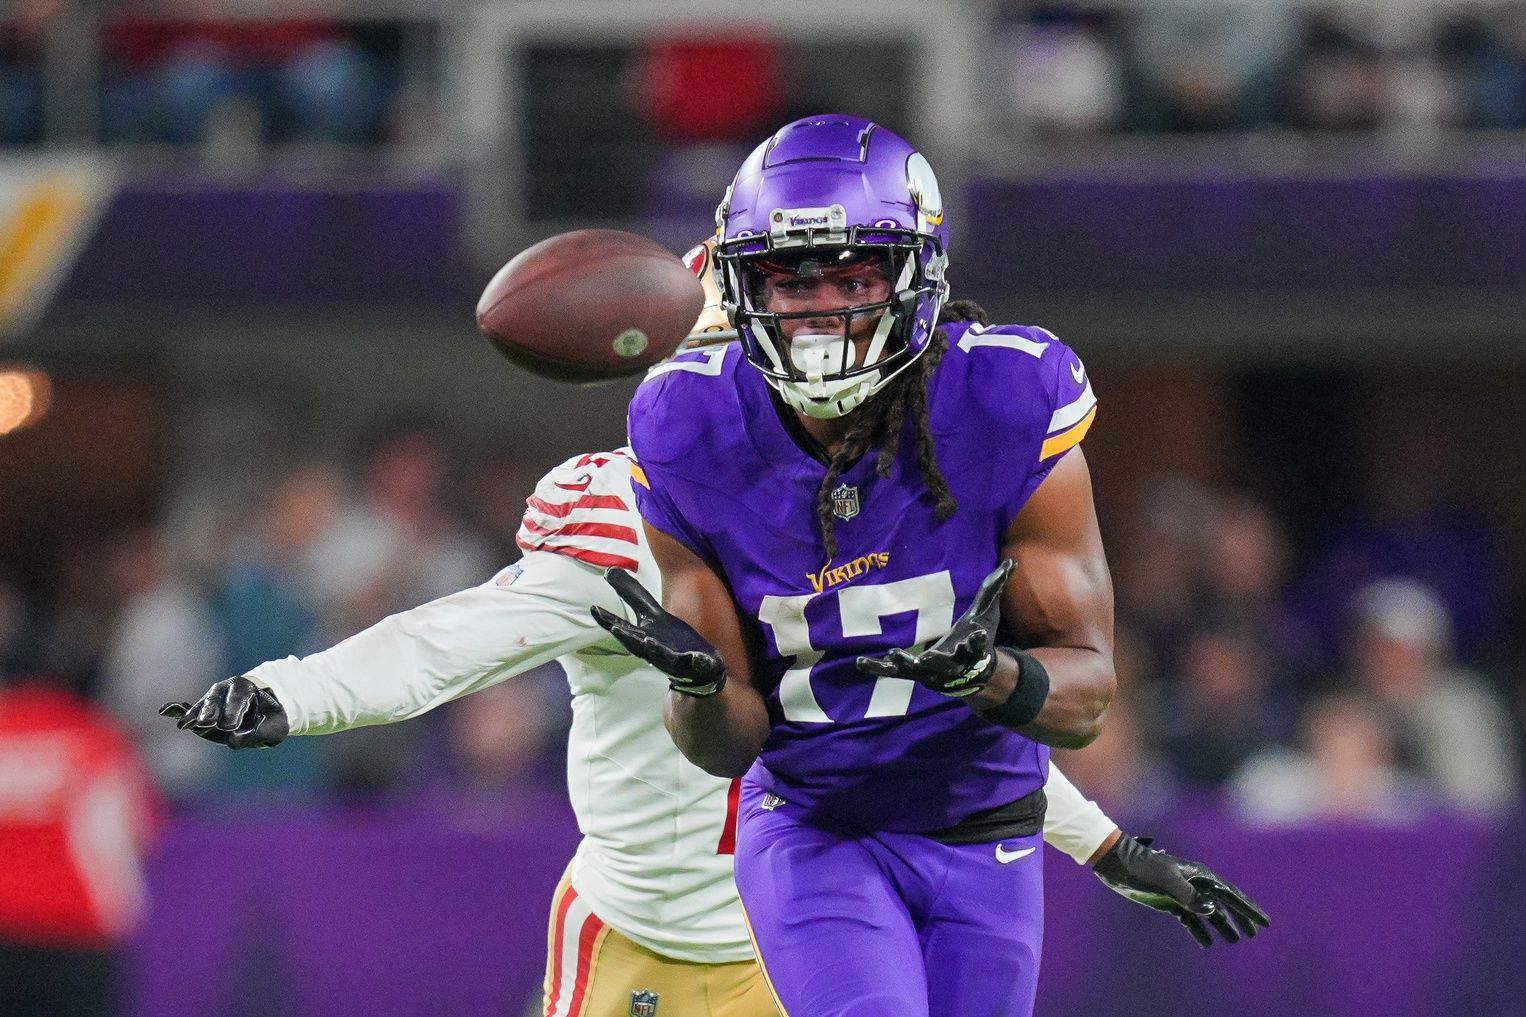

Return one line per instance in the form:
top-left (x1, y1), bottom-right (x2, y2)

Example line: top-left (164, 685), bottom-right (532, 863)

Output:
top-left (634, 36), bottom-right (784, 141)
top-left (104, 18), bottom-right (340, 68)
top-left (0, 681), bottom-right (161, 948)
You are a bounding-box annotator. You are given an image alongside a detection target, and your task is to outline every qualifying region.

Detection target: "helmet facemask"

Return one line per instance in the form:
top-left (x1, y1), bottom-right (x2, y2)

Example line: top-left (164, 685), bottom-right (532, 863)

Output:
top-left (719, 232), bottom-right (945, 419)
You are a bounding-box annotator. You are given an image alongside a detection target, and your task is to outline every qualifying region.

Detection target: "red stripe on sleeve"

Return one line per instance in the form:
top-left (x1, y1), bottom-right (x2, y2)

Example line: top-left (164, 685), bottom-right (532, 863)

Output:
top-left (516, 538), bottom-right (641, 573)
top-left (527, 494), bottom-right (627, 518)
top-left (715, 777), bottom-right (742, 855)
top-left (543, 884), bottom-right (578, 1017)
top-left (520, 517), bottom-right (639, 545)
top-left (563, 911), bottom-right (606, 1017)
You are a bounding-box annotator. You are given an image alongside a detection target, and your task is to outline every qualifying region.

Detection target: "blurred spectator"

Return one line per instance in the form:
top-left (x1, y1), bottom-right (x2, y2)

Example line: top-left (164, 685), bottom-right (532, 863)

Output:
top-left (1294, 417), bottom-right (1508, 664)
top-left (1053, 697), bottom-right (1178, 823)
top-left (306, 417), bottom-right (491, 640)
top-left (36, 541), bottom-right (124, 698)
top-left (1230, 691), bottom-right (1430, 825)
top-left (1440, 4), bottom-right (1526, 129)
top-left (1152, 616), bottom-right (1289, 788)
top-left (101, 17), bottom-right (390, 146)
top-left (631, 36), bottom-right (784, 143)
top-left (1114, 474), bottom-right (1216, 664)
top-left (1347, 578), bottom-right (1520, 815)
top-left (1002, 11), bottom-right (1126, 136)
top-left (96, 527), bottom-right (225, 799)
top-left (0, 669), bottom-right (160, 1017)
top-left (1129, 0), bottom-right (1298, 131)
top-left (216, 463), bottom-right (341, 673)
top-left (1199, 495), bottom-right (1285, 617)
top-left (0, 18), bottom-right (42, 143)
top-left (463, 448), bottom-right (539, 567)
top-left (210, 464), bottom-right (345, 795)
top-left (0, 581), bottom-right (35, 677)
top-left (1282, 12), bottom-right (1387, 130)
top-left (302, 419), bottom-right (491, 796)
top-left (444, 670), bottom-right (566, 792)
top-left (1199, 494), bottom-right (1322, 687)
top-left (1384, 43), bottom-right (1459, 140)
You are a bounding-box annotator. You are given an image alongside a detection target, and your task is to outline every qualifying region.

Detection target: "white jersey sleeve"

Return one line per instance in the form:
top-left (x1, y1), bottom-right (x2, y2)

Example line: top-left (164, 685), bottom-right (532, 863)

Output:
top-left (1042, 764), bottom-right (1119, 865)
top-left (248, 549), bottom-right (623, 736)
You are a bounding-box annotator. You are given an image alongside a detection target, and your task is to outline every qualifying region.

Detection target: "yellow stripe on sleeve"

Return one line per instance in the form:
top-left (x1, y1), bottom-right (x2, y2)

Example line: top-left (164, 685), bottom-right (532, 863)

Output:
top-left (1039, 405), bottom-right (1097, 461)
top-left (628, 463), bottom-right (649, 489)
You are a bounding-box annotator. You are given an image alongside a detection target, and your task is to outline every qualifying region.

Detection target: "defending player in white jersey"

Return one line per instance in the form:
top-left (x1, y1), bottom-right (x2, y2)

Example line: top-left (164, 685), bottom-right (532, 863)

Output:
top-left (163, 246), bottom-right (1265, 1017)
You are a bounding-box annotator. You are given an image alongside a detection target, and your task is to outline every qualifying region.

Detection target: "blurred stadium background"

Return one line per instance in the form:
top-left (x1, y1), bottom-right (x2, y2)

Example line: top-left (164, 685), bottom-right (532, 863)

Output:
top-left (1, 1), bottom-right (1523, 1015)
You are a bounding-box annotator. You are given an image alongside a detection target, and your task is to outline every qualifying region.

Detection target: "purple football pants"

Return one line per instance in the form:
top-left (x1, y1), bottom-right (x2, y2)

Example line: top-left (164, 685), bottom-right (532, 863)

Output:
top-left (733, 781), bottom-right (1044, 1017)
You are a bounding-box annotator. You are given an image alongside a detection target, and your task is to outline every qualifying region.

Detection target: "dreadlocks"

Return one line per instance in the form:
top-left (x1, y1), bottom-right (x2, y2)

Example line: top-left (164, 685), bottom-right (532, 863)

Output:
top-left (813, 299), bottom-right (990, 561)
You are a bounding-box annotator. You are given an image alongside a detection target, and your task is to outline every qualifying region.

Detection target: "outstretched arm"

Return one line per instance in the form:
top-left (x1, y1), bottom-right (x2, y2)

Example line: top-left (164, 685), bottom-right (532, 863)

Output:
top-left (162, 551), bottom-right (620, 745)
top-left (1044, 764), bottom-right (1271, 945)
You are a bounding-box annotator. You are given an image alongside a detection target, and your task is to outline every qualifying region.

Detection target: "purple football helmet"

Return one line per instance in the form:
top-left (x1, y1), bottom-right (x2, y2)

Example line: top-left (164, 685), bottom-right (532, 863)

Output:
top-left (714, 115), bottom-right (950, 419)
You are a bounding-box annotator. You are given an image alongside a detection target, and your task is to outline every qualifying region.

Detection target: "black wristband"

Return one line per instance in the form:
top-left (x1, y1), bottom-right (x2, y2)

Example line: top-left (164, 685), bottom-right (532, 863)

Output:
top-left (976, 649), bottom-right (1051, 730)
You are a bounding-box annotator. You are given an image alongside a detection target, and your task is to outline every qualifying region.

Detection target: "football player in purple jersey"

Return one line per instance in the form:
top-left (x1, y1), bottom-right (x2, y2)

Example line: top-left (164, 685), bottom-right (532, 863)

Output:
top-left (595, 115), bottom-right (1266, 1017)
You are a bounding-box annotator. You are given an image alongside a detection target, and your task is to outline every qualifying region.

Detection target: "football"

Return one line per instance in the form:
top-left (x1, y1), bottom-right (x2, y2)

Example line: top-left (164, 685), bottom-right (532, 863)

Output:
top-left (476, 229), bottom-right (707, 383)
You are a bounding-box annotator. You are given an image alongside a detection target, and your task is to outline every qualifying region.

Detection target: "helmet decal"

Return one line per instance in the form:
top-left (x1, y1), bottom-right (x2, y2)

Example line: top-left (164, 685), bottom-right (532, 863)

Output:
top-left (906, 151), bottom-right (944, 230)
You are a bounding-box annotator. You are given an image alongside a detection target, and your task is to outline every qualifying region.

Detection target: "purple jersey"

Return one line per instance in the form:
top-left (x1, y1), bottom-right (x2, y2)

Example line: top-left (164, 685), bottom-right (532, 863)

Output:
top-left (628, 321), bottom-right (1097, 833)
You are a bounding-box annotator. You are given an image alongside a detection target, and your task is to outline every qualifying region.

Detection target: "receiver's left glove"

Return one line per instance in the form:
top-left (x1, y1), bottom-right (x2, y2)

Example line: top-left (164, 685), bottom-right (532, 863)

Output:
top-left (855, 559), bottom-right (1014, 698)
top-left (592, 568), bottom-right (726, 697)
top-left (1094, 834), bottom-right (1270, 947)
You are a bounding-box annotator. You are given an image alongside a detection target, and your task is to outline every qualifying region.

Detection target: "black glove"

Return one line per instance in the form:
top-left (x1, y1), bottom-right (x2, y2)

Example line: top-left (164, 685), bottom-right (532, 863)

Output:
top-left (855, 559), bottom-right (1014, 698)
top-left (159, 676), bottom-right (289, 749)
top-left (591, 568), bottom-right (726, 697)
top-left (1093, 834), bottom-right (1270, 948)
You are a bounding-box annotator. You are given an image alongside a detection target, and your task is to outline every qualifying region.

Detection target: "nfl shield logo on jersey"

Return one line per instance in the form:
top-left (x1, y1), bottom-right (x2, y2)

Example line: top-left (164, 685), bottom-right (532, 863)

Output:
top-left (629, 990), bottom-right (659, 1016)
top-left (830, 482), bottom-right (860, 521)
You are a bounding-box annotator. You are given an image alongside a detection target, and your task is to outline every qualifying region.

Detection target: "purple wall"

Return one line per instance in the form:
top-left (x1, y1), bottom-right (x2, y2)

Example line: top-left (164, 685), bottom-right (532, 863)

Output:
top-left (126, 797), bottom-right (1522, 1017)
top-left (62, 177), bottom-right (479, 309)
top-left (959, 174), bottom-right (1526, 298)
top-left (52, 173), bottom-right (1526, 311)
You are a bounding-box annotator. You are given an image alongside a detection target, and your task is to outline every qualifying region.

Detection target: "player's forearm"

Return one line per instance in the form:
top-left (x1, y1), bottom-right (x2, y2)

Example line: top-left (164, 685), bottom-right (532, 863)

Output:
top-left (1020, 645), bottom-right (1113, 747)
top-left (968, 645), bottom-right (1112, 748)
top-left (1042, 764), bottom-right (1121, 865)
top-left (663, 683), bottom-right (770, 778)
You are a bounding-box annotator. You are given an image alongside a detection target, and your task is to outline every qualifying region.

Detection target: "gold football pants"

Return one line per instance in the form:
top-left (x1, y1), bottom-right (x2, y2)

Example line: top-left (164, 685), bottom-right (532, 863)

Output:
top-left (540, 866), bottom-right (777, 1017)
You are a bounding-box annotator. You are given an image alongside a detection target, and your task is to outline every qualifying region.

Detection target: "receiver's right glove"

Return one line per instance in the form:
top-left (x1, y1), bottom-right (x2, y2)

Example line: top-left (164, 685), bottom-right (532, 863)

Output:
top-left (591, 568), bottom-right (726, 696)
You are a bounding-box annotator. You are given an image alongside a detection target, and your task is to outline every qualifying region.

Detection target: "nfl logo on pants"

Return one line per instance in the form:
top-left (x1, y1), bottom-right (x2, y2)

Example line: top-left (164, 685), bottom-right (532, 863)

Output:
top-left (629, 990), bottom-right (659, 1016)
